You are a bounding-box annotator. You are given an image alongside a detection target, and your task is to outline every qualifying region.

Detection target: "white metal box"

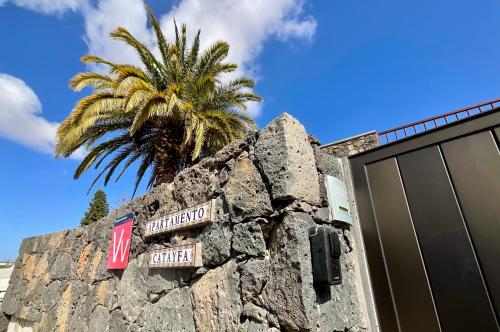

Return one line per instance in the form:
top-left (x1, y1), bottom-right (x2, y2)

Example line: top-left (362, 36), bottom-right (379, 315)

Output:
top-left (325, 175), bottom-right (352, 225)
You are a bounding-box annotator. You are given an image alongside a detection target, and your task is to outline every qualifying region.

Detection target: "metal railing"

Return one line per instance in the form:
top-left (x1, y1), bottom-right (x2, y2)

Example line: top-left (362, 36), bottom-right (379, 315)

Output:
top-left (378, 98), bottom-right (500, 144)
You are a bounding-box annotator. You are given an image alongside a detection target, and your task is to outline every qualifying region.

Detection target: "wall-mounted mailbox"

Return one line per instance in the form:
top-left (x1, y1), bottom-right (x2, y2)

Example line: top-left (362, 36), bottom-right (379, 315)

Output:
top-left (325, 175), bottom-right (352, 225)
top-left (309, 226), bottom-right (342, 286)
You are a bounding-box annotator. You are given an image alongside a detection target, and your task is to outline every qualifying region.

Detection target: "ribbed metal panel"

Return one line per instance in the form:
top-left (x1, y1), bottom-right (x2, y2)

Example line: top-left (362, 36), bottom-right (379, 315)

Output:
top-left (350, 108), bottom-right (500, 331)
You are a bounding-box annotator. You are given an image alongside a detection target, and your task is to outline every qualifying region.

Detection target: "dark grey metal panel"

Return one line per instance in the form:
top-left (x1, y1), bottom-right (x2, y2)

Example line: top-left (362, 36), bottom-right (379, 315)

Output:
top-left (349, 109), bottom-right (500, 331)
top-left (350, 161), bottom-right (400, 332)
top-left (366, 158), bottom-right (441, 332)
top-left (398, 146), bottom-right (498, 331)
top-left (441, 131), bottom-right (500, 317)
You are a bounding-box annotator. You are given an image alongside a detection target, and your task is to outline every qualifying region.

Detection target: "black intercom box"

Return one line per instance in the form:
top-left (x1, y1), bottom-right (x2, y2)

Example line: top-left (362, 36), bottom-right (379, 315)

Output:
top-left (309, 226), bottom-right (342, 286)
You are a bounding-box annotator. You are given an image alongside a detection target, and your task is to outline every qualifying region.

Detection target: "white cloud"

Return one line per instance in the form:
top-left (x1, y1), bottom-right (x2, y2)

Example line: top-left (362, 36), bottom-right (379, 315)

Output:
top-left (81, 0), bottom-right (153, 70)
top-left (0, 73), bottom-right (84, 159)
top-left (12, 0), bottom-right (85, 14)
top-left (9, 0), bottom-right (316, 117)
top-left (160, 0), bottom-right (316, 72)
top-left (157, 0), bottom-right (317, 116)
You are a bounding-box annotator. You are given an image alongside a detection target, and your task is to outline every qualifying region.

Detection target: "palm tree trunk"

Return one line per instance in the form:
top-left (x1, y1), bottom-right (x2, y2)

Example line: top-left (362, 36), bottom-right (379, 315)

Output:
top-left (154, 154), bottom-right (176, 184)
top-left (153, 123), bottom-right (182, 185)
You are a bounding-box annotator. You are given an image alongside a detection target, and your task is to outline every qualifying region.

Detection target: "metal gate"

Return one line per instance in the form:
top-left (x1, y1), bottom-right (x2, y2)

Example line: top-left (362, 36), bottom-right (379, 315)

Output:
top-left (350, 108), bottom-right (500, 332)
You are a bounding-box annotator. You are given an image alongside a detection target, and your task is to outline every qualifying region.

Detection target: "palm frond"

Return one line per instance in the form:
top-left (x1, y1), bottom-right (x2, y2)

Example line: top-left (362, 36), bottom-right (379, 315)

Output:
top-left (197, 41), bottom-right (229, 76)
top-left (58, 10), bottom-right (262, 197)
top-left (110, 27), bottom-right (164, 85)
top-left (103, 145), bottom-right (136, 185)
top-left (146, 5), bottom-right (170, 66)
top-left (188, 30), bottom-right (201, 69)
top-left (179, 23), bottom-right (187, 65)
top-left (130, 93), bottom-right (168, 135)
top-left (70, 72), bottom-right (113, 91)
top-left (192, 122), bottom-right (205, 160)
top-left (133, 153), bottom-right (155, 197)
top-left (81, 55), bottom-right (115, 68)
top-left (112, 64), bottom-right (149, 83)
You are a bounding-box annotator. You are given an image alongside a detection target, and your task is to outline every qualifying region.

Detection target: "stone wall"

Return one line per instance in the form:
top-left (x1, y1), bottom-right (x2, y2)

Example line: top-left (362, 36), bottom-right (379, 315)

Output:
top-left (320, 131), bottom-right (379, 157)
top-left (2, 114), bottom-right (370, 332)
top-left (0, 264), bottom-right (13, 304)
top-left (0, 265), bottom-right (13, 331)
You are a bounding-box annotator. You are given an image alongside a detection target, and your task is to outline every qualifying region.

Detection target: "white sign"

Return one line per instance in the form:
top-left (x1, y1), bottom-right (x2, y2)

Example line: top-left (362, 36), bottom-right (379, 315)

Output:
top-left (144, 200), bottom-right (216, 238)
top-left (149, 243), bottom-right (203, 269)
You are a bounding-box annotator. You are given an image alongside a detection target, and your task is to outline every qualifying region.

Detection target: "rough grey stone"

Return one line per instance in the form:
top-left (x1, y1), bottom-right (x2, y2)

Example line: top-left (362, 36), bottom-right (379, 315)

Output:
top-left (320, 131), bottom-right (379, 157)
top-left (261, 212), bottom-right (317, 331)
top-left (200, 222), bottom-right (232, 267)
top-left (69, 303), bottom-right (91, 332)
top-left (239, 319), bottom-right (269, 332)
top-left (89, 305), bottom-right (110, 332)
top-left (190, 267), bottom-right (208, 279)
top-left (266, 312), bottom-right (280, 328)
top-left (147, 268), bottom-right (178, 295)
top-left (224, 153), bottom-right (272, 221)
top-left (255, 113), bottom-right (320, 204)
top-left (244, 130), bottom-right (259, 146)
top-left (117, 255), bottom-right (149, 322)
top-left (146, 183), bottom-right (181, 228)
top-left (239, 259), bottom-right (269, 304)
top-left (210, 138), bottom-right (246, 165)
top-left (8, 260), bottom-right (24, 283)
top-left (286, 200), bottom-right (314, 213)
top-left (241, 302), bottom-right (268, 323)
top-left (2, 279), bottom-right (27, 316)
top-left (313, 148), bottom-right (343, 207)
top-left (171, 140), bottom-right (245, 208)
top-left (59, 228), bottom-right (84, 260)
top-left (92, 248), bottom-right (114, 282)
top-left (232, 222), bottom-right (266, 257)
top-left (49, 252), bottom-right (72, 280)
top-left (35, 312), bottom-right (57, 332)
top-left (172, 164), bottom-right (222, 207)
top-left (317, 229), bottom-right (368, 331)
top-left (312, 207), bottom-right (331, 222)
top-left (94, 279), bottom-right (119, 309)
top-left (0, 313), bottom-right (9, 332)
top-left (68, 282), bottom-right (95, 332)
top-left (42, 280), bottom-right (67, 309)
top-left (149, 293), bottom-right (160, 303)
top-left (314, 148), bottom-right (343, 179)
top-left (191, 260), bottom-right (242, 331)
top-left (32, 234), bottom-right (52, 254)
top-left (14, 300), bottom-right (41, 322)
top-left (109, 310), bottom-right (131, 332)
top-left (18, 237), bottom-right (37, 255)
top-left (87, 217), bottom-right (114, 253)
top-left (142, 287), bottom-right (195, 332)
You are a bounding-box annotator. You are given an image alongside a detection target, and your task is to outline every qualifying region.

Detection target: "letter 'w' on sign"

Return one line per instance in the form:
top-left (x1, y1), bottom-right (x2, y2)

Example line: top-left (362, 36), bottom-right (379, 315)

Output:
top-left (107, 213), bottom-right (134, 270)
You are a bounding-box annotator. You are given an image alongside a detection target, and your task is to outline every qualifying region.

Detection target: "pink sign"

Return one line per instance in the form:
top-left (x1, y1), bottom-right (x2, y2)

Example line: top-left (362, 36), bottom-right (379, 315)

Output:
top-left (107, 213), bottom-right (133, 270)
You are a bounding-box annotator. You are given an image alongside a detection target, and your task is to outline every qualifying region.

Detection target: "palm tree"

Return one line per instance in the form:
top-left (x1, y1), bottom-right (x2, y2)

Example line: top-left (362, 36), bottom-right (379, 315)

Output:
top-left (55, 6), bottom-right (261, 196)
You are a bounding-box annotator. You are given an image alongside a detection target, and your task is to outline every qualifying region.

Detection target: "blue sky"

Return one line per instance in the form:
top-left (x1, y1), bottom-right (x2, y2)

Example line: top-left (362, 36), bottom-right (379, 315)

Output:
top-left (1, 0), bottom-right (499, 260)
